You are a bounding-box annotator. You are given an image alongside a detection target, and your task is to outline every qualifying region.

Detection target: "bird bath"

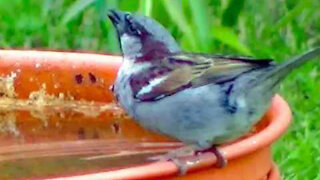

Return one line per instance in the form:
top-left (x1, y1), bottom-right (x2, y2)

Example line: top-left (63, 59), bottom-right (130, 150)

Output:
top-left (0, 50), bottom-right (290, 179)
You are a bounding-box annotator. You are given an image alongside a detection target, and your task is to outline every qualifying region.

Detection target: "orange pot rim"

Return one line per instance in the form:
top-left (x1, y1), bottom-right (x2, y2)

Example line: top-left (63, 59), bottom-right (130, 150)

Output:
top-left (0, 50), bottom-right (290, 180)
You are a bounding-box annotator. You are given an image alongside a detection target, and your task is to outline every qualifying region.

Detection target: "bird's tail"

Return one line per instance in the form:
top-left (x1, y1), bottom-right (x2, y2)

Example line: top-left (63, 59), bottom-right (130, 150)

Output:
top-left (250, 47), bottom-right (320, 88)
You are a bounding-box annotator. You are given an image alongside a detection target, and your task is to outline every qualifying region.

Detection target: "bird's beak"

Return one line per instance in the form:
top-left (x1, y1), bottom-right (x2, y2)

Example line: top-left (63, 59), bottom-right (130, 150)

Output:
top-left (108, 9), bottom-right (127, 36)
top-left (108, 9), bottom-right (124, 26)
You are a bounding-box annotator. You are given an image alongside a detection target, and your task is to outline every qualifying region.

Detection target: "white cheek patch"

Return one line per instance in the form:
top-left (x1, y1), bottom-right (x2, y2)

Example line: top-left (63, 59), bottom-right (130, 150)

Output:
top-left (121, 33), bottom-right (142, 58)
top-left (137, 76), bottom-right (167, 96)
top-left (120, 33), bottom-right (131, 47)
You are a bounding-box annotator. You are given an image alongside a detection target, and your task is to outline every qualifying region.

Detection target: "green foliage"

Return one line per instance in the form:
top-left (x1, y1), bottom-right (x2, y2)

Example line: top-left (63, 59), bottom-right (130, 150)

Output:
top-left (0, 0), bottom-right (320, 179)
top-left (138, 0), bottom-right (153, 16)
top-left (188, 0), bottom-right (211, 51)
top-left (222, 0), bottom-right (245, 27)
top-left (212, 25), bottom-right (251, 55)
top-left (62, 0), bottom-right (97, 24)
top-left (161, 0), bottom-right (196, 50)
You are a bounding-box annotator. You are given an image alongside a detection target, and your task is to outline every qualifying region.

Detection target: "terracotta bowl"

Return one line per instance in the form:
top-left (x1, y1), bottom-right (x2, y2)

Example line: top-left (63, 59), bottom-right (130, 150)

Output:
top-left (0, 50), bottom-right (291, 180)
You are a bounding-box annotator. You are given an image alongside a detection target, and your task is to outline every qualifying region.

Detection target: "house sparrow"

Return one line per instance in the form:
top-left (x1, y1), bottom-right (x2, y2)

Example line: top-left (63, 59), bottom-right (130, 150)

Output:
top-left (108, 9), bottom-right (320, 172)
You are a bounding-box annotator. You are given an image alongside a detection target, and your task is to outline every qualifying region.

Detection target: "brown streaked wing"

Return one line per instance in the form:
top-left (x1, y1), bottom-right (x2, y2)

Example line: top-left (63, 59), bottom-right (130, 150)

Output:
top-left (134, 53), bottom-right (274, 101)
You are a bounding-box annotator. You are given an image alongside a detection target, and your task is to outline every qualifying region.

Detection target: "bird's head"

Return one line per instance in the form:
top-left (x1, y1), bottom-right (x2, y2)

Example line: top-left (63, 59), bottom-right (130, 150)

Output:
top-left (108, 9), bottom-right (180, 61)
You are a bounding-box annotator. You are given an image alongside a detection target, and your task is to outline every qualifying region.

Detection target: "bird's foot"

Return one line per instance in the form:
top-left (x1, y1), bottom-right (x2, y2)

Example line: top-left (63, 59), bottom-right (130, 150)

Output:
top-left (148, 146), bottom-right (197, 175)
top-left (148, 146), bottom-right (195, 162)
top-left (148, 145), bottom-right (227, 175)
top-left (169, 155), bottom-right (201, 175)
top-left (195, 146), bottom-right (227, 168)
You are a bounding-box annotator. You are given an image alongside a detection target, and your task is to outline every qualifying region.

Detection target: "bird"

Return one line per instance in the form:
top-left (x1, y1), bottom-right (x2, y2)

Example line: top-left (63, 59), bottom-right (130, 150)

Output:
top-left (108, 9), bottom-right (320, 173)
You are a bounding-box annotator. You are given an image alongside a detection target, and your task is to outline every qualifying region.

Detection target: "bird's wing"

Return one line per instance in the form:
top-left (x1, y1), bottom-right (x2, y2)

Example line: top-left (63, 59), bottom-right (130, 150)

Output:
top-left (175, 53), bottom-right (274, 87)
top-left (133, 53), bottom-right (274, 101)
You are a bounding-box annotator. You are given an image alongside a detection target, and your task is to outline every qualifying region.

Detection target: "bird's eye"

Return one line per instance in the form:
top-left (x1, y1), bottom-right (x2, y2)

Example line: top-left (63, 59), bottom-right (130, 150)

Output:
top-left (124, 13), bottom-right (132, 22)
top-left (128, 23), bottom-right (135, 32)
top-left (124, 14), bottom-right (141, 35)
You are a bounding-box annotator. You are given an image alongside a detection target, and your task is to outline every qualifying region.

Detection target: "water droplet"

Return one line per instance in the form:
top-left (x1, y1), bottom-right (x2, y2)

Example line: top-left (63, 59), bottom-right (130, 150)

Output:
top-left (9, 72), bottom-right (17, 79)
top-left (58, 93), bottom-right (64, 99)
top-left (35, 63), bottom-right (41, 68)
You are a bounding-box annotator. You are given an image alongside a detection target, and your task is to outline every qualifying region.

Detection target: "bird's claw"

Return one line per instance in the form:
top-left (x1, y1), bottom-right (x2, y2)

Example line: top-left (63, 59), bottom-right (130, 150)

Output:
top-left (149, 146), bottom-right (227, 175)
top-left (148, 153), bottom-right (174, 162)
top-left (195, 146), bottom-right (227, 168)
top-left (149, 146), bottom-right (195, 161)
top-left (149, 153), bottom-right (200, 175)
top-left (170, 158), bottom-right (190, 175)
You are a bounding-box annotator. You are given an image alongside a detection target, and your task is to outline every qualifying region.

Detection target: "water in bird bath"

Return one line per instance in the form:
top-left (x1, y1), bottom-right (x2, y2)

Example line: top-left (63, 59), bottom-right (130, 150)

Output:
top-left (0, 73), bottom-right (179, 179)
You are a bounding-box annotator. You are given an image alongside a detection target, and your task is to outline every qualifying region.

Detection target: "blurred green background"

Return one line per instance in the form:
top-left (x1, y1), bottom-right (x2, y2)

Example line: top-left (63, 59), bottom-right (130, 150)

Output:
top-left (0, 0), bottom-right (320, 179)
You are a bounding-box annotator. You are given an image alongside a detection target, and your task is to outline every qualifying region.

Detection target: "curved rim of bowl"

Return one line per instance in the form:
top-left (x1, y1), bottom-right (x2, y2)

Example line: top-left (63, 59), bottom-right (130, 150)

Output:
top-left (0, 50), bottom-right (290, 180)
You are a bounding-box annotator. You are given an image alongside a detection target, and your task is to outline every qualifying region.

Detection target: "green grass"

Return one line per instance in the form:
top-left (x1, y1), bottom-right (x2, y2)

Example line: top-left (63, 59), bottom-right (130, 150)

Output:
top-left (0, 0), bottom-right (320, 179)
